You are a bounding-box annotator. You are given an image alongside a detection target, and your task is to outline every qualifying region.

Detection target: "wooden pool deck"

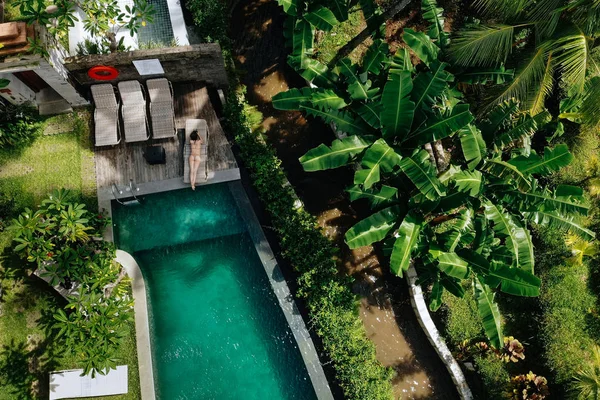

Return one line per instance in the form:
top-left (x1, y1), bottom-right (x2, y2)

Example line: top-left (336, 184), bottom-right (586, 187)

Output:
top-left (93, 82), bottom-right (238, 193)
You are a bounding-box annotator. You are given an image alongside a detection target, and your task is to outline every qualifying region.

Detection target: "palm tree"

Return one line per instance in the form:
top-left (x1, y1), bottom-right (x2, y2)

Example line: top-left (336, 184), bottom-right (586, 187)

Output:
top-left (448, 0), bottom-right (600, 122)
top-left (572, 345), bottom-right (600, 399)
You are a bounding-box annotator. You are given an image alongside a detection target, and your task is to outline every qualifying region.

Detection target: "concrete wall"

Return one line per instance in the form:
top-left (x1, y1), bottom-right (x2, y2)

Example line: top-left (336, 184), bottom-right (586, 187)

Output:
top-left (0, 72), bottom-right (36, 104)
top-left (63, 44), bottom-right (229, 90)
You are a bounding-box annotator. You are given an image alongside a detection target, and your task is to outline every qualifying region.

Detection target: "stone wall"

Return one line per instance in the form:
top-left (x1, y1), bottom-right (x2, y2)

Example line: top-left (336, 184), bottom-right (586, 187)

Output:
top-left (63, 44), bottom-right (228, 92)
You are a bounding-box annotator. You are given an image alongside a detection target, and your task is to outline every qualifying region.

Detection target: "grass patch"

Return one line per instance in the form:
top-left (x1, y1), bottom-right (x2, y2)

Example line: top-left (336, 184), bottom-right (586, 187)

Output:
top-left (0, 110), bottom-right (140, 399)
top-left (314, 6), bottom-right (368, 64)
top-left (0, 110), bottom-right (97, 211)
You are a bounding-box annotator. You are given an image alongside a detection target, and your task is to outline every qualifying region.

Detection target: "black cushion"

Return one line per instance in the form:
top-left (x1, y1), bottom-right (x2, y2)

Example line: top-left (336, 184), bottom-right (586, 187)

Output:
top-left (144, 146), bottom-right (166, 165)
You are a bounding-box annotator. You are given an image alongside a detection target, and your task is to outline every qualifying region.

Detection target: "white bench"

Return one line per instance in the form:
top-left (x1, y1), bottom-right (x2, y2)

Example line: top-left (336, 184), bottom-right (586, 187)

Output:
top-left (49, 365), bottom-right (128, 400)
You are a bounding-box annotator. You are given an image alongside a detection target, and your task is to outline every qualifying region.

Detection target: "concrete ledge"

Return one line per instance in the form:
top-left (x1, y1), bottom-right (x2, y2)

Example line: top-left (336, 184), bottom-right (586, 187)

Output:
top-left (228, 181), bottom-right (334, 400)
top-left (406, 265), bottom-right (473, 400)
top-left (115, 250), bottom-right (156, 400)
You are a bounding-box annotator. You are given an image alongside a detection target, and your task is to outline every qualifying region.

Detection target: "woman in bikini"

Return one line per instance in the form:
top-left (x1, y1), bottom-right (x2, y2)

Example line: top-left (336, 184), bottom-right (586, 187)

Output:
top-left (189, 130), bottom-right (203, 190)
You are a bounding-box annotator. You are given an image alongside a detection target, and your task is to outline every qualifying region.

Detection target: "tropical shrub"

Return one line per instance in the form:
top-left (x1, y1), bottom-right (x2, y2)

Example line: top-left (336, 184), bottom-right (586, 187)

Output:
top-left (225, 88), bottom-right (394, 399)
top-left (571, 346), bottom-right (600, 400)
top-left (0, 102), bottom-right (43, 149)
top-left (15, 0), bottom-right (154, 52)
top-left (10, 189), bottom-right (132, 375)
top-left (273, 0), bottom-right (593, 349)
top-left (448, 0), bottom-right (600, 122)
top-left (508, 372), bottom-right (550, 400)
top-left (184, 0), bottom-right (227, 43)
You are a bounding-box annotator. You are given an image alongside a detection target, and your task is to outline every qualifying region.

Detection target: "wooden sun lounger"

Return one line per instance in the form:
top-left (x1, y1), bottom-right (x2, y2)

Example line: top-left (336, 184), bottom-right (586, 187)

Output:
top-left (118, 81), bottom-right (149, 143)
top-left (183, 119), bottom-right (208, 184)
top-left (91, 84), bottom-right (120, 146)
top-left (146, 78), bottom-right (176, 139)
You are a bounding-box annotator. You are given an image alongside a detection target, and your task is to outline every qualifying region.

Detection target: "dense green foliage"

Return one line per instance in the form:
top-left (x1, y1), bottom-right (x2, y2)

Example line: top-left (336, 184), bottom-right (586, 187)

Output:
top-left (9, 190), bottom-right (133, 376)
top-left (449, 0), bottom-right (600, 122)
top-left (184, 0), bottom-right (228, 43)
top-left (274, 0), bottom-right (593, 350)
top-left (0, 103), bottom-right (43, 149)
top-left (224, 88), bottom-right (393, 399)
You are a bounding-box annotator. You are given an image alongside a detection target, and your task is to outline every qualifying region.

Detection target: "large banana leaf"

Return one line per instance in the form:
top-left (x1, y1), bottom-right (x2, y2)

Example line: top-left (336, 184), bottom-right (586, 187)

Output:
top-left (300, 105), bottom-right (370, 135)
top-left (422, 0), bottom-right (449, 47)
top-left (299, 135), bottom-right (371, 171)
top-left (338, 58), bottom-right (379, 100)
top-left (525, 210), bottom-right (595, 240)
top-left (328, 0), bottom-right (348, 22)
top-left (505, 186), bottom-right (588, 215)
top-left (494, 111), bottom-right (551, 149)
top-left (507, 144), bottom-right (573, 175)
top-left (291, 19), bottom-right (314, 68)
top-left (389, 48), bottom-right (414, 72)
top-left (296, 58), bottom-right (339, 88)
top-left (353, 102), bottom-right (382, 129)
top-left (347, 184), bottom-right (398, 208)
top-left (345, 206), bottom-right (404, 249)
top-left (403, 28), bottom-right (440, 67)
top-left (411, 61), bottom-right (453, 110)
top-left (362, 39), bottom-right (389, 75)
top-left (272, 87), bottom-right (314, 110)
top-left (483, 200), bottom-right (535, 271)
top-left (456, 66), bottom-right (514, 85)
top-left (453, 170), bottom-right (483, 196)
top-left (437, 252), bottom-right (470, 279)
top-left (380, 70), bottom-right (415, 140)
top-left (407, 104), bottom-right (474, 146)
top-left (483, 159), bottom-right (531, 191)
top-left (310, 89), bottom-right (347, 110)
top-left (390, 212), bottom-right (423, 276)
top-left (354, 138), bottom-right (402, 189)
top-left (486, 262), bottom-right (541, 297)
top-left (399, 149), bottom-right (446, 200)
top-left (276, 0), bottom-right (297, 15)
top-left (429, 279), bottom-right (443, 311)
top-left (474, 276), bottom-right (503, 349)
top-left (439, 209), bottom-right (475, 252)
top-left (304, 6), bottom-right (339, 31)
top-left (459, 125), bottom-right (486, 170)
top-left (441, 275), bottom-right (465, 298)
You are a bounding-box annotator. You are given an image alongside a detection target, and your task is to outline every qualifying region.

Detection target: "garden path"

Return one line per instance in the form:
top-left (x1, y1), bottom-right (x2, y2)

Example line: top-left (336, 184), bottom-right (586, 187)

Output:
top-left (230, 1), bottom-right (458, 399)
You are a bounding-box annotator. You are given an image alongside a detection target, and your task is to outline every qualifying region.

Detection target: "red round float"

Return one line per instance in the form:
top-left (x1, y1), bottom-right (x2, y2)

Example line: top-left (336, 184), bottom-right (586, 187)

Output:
top-left (88, 65), bottom-right (119, 81)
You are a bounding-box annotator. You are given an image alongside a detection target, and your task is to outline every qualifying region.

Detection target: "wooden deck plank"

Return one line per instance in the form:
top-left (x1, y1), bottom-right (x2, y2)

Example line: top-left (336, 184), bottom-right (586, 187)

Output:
top-left (94, 82), bottom-right (237, 190)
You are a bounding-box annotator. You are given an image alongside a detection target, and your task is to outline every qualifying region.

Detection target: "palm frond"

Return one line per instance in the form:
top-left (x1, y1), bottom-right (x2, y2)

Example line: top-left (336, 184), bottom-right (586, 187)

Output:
top-left (449, 24), bottom-right (527, 67)
top-left (527, 53), bottom-right (554, 115)
top-left (485, 47), bottom-right (546, 112)
top-left (550, 23), bottom-right (589, 96)
top-left (472, 0), bottom-right (528, 20)
top-left (529, 0), bottom-right (562, 40)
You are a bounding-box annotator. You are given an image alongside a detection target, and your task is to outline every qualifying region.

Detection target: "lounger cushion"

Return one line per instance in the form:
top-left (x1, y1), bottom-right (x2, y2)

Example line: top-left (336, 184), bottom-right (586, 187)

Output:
top-left (122, 104), bottom-right (149, 143)
top-left (94, 108), bottom-right (119, 146)
top-left (118, 81), bottom-right (145, 105)
top-left (150, 102), bottom-right (176, 138)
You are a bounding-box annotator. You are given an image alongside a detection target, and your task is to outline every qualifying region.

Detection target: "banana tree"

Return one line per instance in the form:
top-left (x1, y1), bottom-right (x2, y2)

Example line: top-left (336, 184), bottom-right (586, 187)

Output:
top-left (273, 0), bottom-right (594, 348)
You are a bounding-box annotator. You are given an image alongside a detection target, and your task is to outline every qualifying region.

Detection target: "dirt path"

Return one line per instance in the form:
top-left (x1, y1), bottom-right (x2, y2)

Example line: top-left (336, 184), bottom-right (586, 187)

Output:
top-left (230, 1), bottom-right (458, 398)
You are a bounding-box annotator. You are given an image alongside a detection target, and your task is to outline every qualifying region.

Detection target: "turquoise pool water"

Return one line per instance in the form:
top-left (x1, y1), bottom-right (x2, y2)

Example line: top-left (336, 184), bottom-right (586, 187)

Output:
top-left (112, 184), bottom-right (317, 400)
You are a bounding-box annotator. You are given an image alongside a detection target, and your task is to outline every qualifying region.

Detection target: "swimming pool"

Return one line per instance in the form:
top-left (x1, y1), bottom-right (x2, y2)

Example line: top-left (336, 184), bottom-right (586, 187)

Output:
top-left (112, 182), bottom-right (320, 399)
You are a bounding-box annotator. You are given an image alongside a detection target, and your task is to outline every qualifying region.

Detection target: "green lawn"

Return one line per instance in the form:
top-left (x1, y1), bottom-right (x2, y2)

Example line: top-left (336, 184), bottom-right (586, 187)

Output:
top-left (0, 110), bottom-right (141, 399)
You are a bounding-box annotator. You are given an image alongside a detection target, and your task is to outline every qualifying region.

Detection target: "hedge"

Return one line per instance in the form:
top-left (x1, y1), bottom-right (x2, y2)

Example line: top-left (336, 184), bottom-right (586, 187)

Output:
top-left (223, 88), bottom-right (394, 399)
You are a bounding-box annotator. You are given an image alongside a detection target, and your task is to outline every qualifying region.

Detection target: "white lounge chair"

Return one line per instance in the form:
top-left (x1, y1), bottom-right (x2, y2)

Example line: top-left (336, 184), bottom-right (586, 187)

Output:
top-left (49, 365), bottom-right (128, 400)
top-left (118, 81), bottom-right (149, 143)
top-left (146, 78), bottom-right (176, 139)
top-left (90, 84), bottom-right (120, 146)
top-left (183, 119), bottom-right (208, 184)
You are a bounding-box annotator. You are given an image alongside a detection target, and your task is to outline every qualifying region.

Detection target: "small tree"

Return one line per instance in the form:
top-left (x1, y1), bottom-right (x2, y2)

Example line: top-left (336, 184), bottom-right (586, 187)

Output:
top-left (15, 0), bottom-right (155, 52)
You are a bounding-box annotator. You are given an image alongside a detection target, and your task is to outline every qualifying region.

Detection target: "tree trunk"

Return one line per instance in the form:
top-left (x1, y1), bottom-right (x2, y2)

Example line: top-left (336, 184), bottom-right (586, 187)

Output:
top-left (432, 140), bottom-right (449, 172)
top-left (327, 0), bottom-right (413, 68)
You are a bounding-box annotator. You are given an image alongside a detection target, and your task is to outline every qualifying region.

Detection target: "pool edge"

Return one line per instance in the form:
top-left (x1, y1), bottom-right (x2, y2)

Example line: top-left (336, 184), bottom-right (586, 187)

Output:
top-left (115, 250), bottom-right (157, 400)
top-left (228, 181), bottom-right (334, 400)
